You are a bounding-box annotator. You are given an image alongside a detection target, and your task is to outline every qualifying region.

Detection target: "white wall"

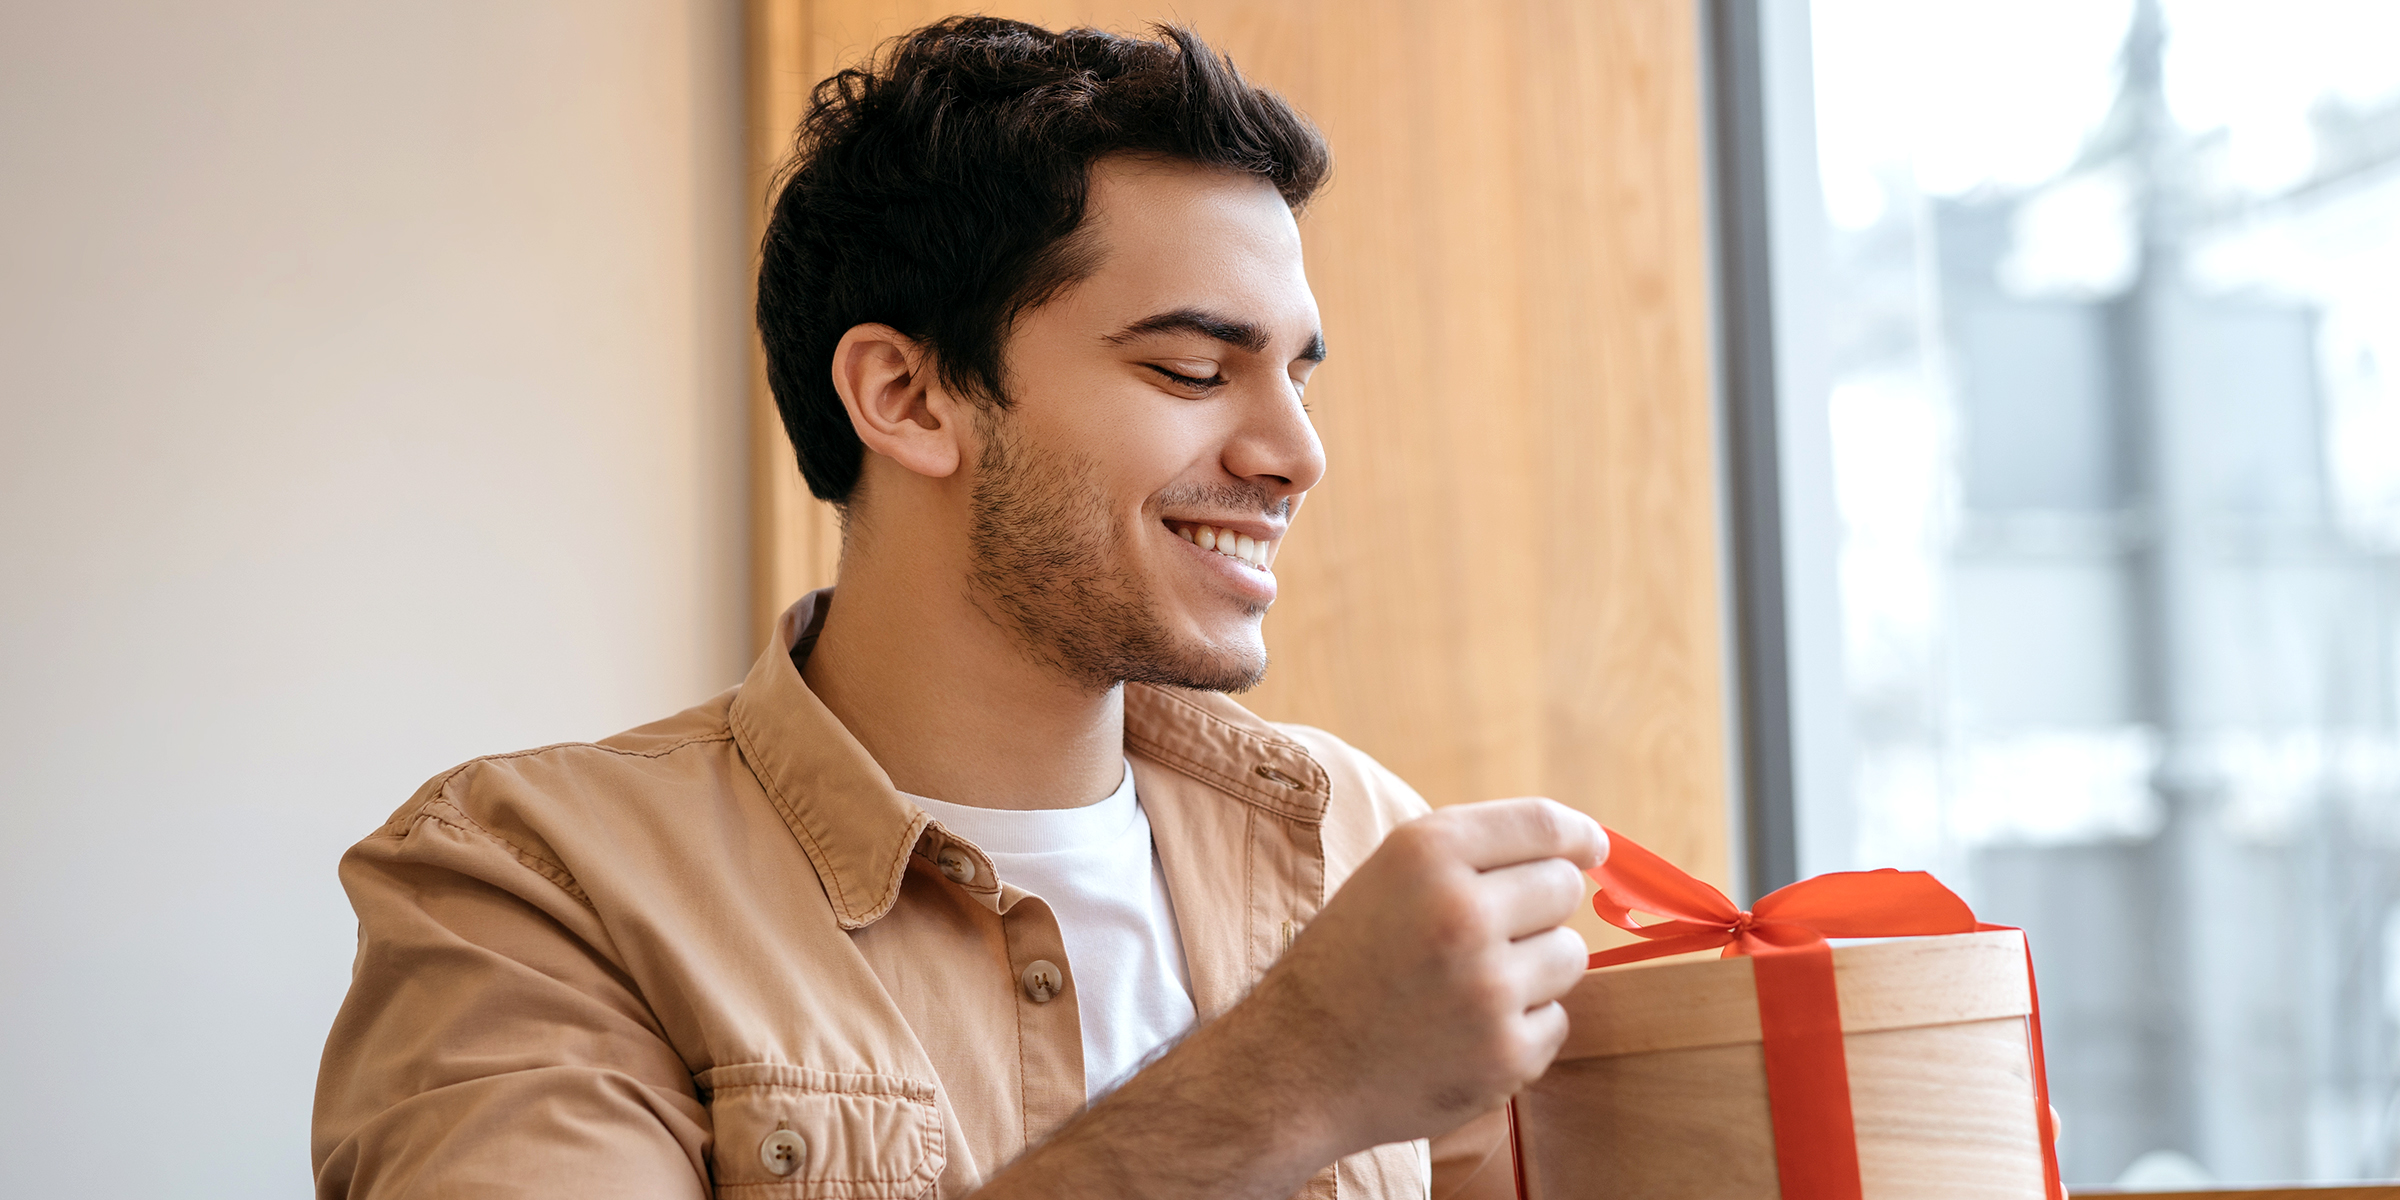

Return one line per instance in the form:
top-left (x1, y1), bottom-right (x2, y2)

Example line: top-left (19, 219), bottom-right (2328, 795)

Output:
top-left (0, 3), bottom-right (750, 1195)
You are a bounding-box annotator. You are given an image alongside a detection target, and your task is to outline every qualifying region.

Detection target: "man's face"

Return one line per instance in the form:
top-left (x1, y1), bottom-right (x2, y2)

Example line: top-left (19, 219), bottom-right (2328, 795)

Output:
top-left (964, 156), bottom-right (1326, 693)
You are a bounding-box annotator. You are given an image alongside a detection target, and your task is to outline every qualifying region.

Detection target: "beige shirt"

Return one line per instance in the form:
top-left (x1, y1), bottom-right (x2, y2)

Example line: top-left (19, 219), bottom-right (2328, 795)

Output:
top-left (312, 591), bottom-right (1513, 1199)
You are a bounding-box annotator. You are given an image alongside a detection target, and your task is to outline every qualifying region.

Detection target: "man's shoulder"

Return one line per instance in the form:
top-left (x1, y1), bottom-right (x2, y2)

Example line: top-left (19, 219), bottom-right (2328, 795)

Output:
top-left (1122, 685), bottom-right (1427, 819)
top-left (1268, 721), bottom-right (1431, 827)
top-left (364, 688), bottom-right (745, 866)
top-left (1121, 684), bottom-right (1426, 893)
top-left (1265, 721), bottom-right (1429, 882)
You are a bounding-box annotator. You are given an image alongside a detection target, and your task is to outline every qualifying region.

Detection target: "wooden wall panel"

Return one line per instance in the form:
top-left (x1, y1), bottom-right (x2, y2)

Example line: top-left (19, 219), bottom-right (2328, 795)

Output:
top-left (744, 1), bottom-right (1733, 900)
top-left (745, 0), bottom-right (843, 640)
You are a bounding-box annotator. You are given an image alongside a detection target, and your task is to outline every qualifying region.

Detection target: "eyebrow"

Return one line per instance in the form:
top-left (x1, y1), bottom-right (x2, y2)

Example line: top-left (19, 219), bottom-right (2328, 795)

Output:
top-left (1103, 308), bottom-right (1328, 363)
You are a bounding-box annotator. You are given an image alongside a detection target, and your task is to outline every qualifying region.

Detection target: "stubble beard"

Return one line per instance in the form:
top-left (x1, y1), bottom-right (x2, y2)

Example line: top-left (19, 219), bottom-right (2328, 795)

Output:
top-left (965, 412), bottom-right (1271, 694)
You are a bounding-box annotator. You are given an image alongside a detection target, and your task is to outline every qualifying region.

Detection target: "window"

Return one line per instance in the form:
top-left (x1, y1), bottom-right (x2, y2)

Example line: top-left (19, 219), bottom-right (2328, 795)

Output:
top-left (1739, 0), bottom-right (2400, 1187)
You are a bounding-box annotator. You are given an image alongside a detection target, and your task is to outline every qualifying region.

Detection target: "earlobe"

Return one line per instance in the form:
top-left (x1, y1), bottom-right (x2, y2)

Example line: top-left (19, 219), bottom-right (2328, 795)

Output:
top-left (831, 323), bottom-right (965, 480)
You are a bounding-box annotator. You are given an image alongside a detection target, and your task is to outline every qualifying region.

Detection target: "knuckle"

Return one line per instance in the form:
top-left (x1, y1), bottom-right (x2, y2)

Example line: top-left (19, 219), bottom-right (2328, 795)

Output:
top-left (1541, 925), bottom-right (1592, 971)
top-left (1510, 1014), bottom-right (1568, 1081)
top-left (1458, 962), bottom-right (1516, 1017)
top-left (1422, 886), bottom-right (1492, 955)
top-left (1529, 799), bottom-right (1571, 840)
top-left (1390, 817), bottom-right (1451, 863)
top-left (1537, 855), bottom-right (1584, 896)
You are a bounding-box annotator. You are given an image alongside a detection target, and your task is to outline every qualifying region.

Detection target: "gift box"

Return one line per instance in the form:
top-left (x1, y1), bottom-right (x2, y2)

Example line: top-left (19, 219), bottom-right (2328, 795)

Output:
top-left (1508, 831), bottom-right (2063, 1200)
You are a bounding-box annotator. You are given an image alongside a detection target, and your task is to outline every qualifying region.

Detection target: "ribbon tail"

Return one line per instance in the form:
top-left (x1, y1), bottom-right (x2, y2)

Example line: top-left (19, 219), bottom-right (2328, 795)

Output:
top-left (1506, 1094), bottom-right (1530, 1200)
top-left (1981, 924), bottom-right (2066, 1200)
top-left (1585, 929), bottom-right (1735, 970)
top-left (1749, 934), bottom-right (1864, 1200)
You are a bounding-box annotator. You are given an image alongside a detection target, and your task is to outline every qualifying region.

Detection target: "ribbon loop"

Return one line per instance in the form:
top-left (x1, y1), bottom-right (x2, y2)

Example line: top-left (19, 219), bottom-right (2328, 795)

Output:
top-left (1567, 829), bottom-right (2063, 1200)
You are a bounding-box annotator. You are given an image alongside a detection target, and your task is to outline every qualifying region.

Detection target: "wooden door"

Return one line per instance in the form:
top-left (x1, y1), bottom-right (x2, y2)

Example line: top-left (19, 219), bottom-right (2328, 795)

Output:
top-left (744, 0), bottom-right (1732, 909)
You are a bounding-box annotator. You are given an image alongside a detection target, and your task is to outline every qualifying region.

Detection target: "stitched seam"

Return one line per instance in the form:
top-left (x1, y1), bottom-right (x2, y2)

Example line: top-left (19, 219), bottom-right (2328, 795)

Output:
top-left (375, 759), bottom-right (480, 836)
top-left (1128, 690), bottom-right (1331, 813)
top-left (709, 1147), bottom-right (937, 1187)
top-left (701, 1077), bottom-right (944, 1188)
top-left (729, 699), bottom-right (860, 921)
top-left (1013, 938), bottom-right (1032, 1162)
top-left (696, 1066), bottom-right (940, 1101)
top-left (414, 798), bottom-right (594, 909)
top-left (704, 1082), bottom-right (934, 1100)
top-left (1125, 727), bottom-right (1318, 820)
top-left (1244, 803), bottom-right (1260, 979)
top-left (375, 733), bottom-right (732, 837)
top-left (712, 1180), bottom-right (925, 1191)
top-left (711, 1184), bottom-right (921, 1194)
top-left (865, 812), bottom-right (922, 917)
top-left (920, 1100), bottom-right (941, 1188)
top-left (918, 824), bottom-right (998, 896)
top-left (1144, 687), bottom-right (1323, 774)
top-left (424, 793), bottom-right (569, 878)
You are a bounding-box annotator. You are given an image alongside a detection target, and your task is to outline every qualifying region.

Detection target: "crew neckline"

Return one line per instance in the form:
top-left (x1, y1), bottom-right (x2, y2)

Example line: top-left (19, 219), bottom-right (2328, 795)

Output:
top-left (903, 760), bottom-right (1138, 856)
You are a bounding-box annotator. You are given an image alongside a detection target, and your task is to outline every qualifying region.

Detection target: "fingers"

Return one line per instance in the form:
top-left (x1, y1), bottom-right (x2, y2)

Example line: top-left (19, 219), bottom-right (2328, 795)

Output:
top-left (1429, 798), bottom-right (1609, 873)
top-left (1515, 1000), bottom-right (1571, 1071)
top-left (1478, 857), bottom-right (1591, 940)
top-left (1503, 924), bottom-right (1592, 1010)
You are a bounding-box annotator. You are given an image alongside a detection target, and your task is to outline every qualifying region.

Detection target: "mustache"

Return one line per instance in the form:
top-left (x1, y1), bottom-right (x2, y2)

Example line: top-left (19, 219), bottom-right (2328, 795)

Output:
top-left (1151, 482), bottom-right (1291, 521)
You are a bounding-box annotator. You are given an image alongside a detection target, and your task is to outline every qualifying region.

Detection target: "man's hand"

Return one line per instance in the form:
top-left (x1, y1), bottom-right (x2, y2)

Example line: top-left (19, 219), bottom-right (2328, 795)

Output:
top-left (1247, 797), bottom-right (1610, 1152)
top-left (974, 797), bottom-right (1606, 1200)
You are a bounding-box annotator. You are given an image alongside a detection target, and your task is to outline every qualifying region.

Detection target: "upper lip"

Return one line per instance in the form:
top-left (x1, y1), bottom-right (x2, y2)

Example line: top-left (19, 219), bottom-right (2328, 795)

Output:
top-left (1161, 515), bottom-right (1287, 542)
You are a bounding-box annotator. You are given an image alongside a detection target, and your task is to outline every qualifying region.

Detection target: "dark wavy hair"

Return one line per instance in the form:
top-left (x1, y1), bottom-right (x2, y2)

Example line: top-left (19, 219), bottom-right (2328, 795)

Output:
top-left (755, 17), bottom-right (1331, 503)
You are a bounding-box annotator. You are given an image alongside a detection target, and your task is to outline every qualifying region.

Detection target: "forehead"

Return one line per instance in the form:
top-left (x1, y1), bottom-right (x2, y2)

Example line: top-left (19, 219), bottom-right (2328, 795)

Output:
top-left (1065, 156), bottom-right (1317, 329)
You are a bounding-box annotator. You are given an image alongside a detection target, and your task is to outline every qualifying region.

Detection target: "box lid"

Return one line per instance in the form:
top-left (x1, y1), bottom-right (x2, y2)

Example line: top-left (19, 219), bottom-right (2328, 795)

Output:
top-left (1556, 929), bottom-right (2034, 1060)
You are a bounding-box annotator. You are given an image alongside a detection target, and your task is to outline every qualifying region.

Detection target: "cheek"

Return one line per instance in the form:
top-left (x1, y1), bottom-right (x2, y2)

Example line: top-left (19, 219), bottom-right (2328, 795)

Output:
top-left (1089, 417), bottom-right (1222, 514)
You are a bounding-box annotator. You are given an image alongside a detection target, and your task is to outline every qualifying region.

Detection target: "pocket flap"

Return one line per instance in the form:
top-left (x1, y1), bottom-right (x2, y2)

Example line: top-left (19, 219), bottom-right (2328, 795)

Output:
top-left (698, 1063), bottom-right (944, 1198)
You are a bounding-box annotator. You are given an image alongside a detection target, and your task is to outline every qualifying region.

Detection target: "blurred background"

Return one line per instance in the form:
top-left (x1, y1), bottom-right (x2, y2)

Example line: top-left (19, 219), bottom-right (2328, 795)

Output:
top-left (5, 0), bottom-right (2397, 1195)
top-left (1759, 0), bottom-right (2400, 1187)
top-left (0, 2), bottom-right (752, 1194)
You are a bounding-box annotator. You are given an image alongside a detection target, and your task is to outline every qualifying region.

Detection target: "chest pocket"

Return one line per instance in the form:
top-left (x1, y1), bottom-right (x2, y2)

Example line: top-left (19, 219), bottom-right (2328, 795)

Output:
top-left (697, 1063), bottom-right (945, 1199)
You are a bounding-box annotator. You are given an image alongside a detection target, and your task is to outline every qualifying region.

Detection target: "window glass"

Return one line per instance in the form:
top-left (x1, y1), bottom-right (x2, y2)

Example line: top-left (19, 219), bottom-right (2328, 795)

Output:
top-left (1763, 0), bottom-right (2400, 1186)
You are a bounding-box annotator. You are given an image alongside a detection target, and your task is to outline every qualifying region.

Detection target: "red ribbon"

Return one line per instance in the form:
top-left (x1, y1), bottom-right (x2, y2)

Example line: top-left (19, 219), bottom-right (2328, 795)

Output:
top-left (1527, 829), bottom-right (2064, 1200)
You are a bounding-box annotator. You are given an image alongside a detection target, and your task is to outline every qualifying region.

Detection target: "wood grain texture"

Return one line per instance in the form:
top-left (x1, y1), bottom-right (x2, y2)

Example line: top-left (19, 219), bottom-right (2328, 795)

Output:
top-left (746, 2), bottom-right (1732, 901)
top-left (1559, 930), bottom-right (2036, 1059)
top-left (745, 0), bottom-right (842, 648)
top-left (1522, 1018), bottom-right (2049, 1200)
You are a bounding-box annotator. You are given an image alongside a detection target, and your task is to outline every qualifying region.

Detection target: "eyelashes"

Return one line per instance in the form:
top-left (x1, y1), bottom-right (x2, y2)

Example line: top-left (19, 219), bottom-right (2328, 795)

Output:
top-left (1142, 362), bottom-right (1312, 412)
top-left (1146, 363), bottom-right (1230, 390)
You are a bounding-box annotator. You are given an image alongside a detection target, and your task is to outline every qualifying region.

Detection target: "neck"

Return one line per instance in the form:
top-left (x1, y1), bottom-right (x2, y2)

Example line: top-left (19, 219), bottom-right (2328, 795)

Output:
top-left (800, 535), bottom-right (1127, 812)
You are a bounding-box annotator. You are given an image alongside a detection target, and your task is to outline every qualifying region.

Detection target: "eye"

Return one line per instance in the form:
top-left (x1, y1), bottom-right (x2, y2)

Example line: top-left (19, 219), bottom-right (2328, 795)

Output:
top-left (1145, 363), bottom-right (1229, 391)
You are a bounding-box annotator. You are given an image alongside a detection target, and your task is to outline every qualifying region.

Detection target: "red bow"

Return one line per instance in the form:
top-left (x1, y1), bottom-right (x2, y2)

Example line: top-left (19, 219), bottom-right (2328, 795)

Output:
top-left (1556, 830), bottom-right (2064, 1200)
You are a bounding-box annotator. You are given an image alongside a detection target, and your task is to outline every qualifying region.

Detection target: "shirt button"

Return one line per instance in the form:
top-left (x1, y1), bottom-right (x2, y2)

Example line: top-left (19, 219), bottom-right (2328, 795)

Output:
top-left (759, 1128), bottom-right (806, 1178)
top-left (936, 846), bottom-right (977, 886)
top-left (1022, 959), bottom-right (1064, 1003)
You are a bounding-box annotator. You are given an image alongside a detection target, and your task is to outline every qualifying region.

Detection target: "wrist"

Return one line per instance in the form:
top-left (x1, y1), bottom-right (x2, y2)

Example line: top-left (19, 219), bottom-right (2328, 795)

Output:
top-left (1066, 974), bottom-right (1351, 1196)
top-left (1174, 973), bottom-right (1354, 1168)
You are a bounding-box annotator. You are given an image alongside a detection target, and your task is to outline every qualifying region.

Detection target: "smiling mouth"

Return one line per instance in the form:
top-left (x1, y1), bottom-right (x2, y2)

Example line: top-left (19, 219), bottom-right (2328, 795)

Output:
top-left (1166, 521), bottom-right (1276, 570)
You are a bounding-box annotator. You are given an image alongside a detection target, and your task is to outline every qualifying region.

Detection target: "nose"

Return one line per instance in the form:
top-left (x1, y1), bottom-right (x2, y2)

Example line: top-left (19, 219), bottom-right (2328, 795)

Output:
top-left (1222, 379), bottom-right (1326, 500)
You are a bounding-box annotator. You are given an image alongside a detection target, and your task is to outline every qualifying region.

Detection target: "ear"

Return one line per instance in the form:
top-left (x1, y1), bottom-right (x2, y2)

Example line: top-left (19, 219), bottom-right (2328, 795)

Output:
top-left (830, 323), bottom-right (968, 480)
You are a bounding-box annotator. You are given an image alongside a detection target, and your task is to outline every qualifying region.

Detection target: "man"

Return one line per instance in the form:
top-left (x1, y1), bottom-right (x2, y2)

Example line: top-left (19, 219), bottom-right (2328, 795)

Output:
top-left (313, 18), bottom-right (1606, 1200)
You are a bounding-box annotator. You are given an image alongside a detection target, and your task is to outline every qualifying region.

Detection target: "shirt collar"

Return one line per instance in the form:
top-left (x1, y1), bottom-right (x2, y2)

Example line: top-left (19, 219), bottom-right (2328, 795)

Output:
top-left (728, 588), bottom-right (1332, 930)
top-left (727, 589), bottom-right (933, 930)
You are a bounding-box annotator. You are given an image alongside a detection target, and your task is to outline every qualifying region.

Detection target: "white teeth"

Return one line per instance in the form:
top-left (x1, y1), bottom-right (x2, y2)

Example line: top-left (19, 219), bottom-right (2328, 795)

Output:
top-left (1171, 522), bottom-right (1274, 570)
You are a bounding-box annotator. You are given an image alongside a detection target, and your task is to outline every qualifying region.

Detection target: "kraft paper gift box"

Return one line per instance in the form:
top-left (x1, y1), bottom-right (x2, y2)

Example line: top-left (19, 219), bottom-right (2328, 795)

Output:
top-left (1505, 831), bottom-right (2064, 1200)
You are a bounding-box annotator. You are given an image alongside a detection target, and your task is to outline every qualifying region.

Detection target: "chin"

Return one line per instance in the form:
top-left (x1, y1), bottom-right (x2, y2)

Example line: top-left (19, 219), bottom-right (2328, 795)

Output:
top-left (1123, 627), bottom-right (1269, 694)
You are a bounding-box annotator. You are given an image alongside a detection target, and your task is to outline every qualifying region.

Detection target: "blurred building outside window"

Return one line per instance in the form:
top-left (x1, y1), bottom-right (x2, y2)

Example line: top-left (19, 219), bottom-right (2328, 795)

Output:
top-left (1759, 0), bottom-right (2400, 1187)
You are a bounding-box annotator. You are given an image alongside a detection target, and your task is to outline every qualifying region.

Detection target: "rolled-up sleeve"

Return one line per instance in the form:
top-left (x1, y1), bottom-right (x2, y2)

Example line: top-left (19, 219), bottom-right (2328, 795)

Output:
top-left (312, 791), bottom-right (710, 1200)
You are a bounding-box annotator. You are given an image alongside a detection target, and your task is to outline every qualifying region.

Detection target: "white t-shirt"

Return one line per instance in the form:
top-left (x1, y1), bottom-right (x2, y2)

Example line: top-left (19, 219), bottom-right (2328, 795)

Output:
top-left (906, 761), bottom-right (1197, 1100)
